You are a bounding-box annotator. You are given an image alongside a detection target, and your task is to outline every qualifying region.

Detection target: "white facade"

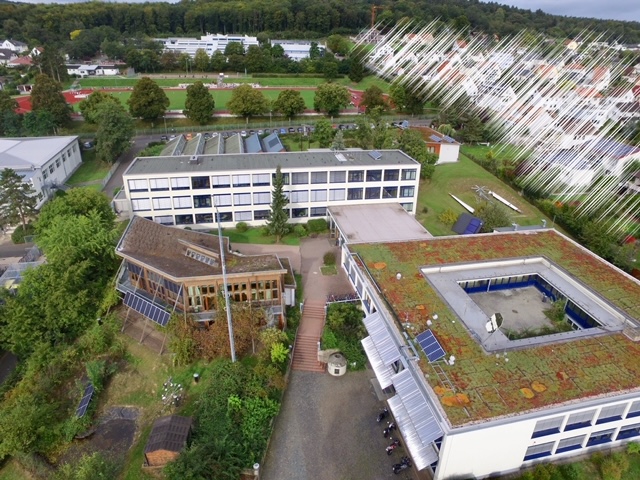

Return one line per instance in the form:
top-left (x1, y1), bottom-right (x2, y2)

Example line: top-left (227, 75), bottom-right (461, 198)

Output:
top-left (270, 40), bottom-right (324, 61)
top-left (66, 64), bottom-right (120, 77)
top-left (0, 136), bottom-right (82, 208)
top-left (155, 33), bottom-right (259, 57)
top-left (121, 151), bottom-right (421, 228)
top-left (0, 39), bottom-right (27, 53)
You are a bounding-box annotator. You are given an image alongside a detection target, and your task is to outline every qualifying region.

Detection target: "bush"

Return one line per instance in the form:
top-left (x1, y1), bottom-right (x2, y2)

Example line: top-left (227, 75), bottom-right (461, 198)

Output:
top-left (10, 223), bottom-right (35, 244)
top-left (293, 224), bottom-right (307, 238)
top-left (236, 221), bottom-right (249, 232)
top-left (437, 209), bottom-right (458, 227)
top-left (627, 442), bottom-right (640, 455)
top-left (270, 342), bottom-right (289, 364)
top-left (323, 251), bottom-right (336, 266)
top-left (307, 218), bottom-right (328, 233)
top-left (558, 464), bottom-right (580, 480)
top-left (286, 306), bottom-right (301, 332)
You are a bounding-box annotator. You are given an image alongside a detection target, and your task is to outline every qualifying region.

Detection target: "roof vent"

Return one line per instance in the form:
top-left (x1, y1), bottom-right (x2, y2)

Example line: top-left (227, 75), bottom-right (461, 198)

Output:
top-left (189, 155), bottom-right (200, 165)
top-left (335, 153), bottom-right (347, 162)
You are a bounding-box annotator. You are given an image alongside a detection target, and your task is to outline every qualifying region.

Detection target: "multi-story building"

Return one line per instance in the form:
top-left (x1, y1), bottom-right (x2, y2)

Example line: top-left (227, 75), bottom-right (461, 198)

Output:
top-left (330, 208), bottom-right (640, 480)
top-left (0, 136), bottom-right (82, 208)
top-left (119, 150), bottom-right (421, 228)
top-left (155, 33), bottom-right (259, 57)
top-left (270, 40), bottom-right (325, 61)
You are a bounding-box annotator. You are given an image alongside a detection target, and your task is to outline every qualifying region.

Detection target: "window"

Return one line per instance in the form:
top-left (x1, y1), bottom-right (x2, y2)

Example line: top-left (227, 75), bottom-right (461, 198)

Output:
top-left (292, 208), bottom-right (308, 218)
top-left (215, 212), bottom-right (233, 222)
top-left (252, 173), bottom-right (270, 186)
top-left (627, 401), bottom-right (640, 418)
top-left (311, 171), bottom-right (327, 184)
top-left (171, 177), bottom-right (190, 190)
top-left (49, 165), bottom-right (54, 174)
top-left (132, 199), bottom-right (151, 211)
top-left (128, 179), bottom-right (148, 192)
top-left (365, 187), bottom-right (380, 200)
top-left (290, 190), bottom-right (308, 203)
top-left (150, 178), bottom-right (170, 191)
top-left (310, 207), bottom-right (326, 217)
top-left (173, 196), bottom-right (192, 209)
top-left (556, 435), bottom-right (585, 454)
top-left (383, 186), bottom-right (398, 198)
top-left (212, 175), bottom-right (231, 188)
top-left (311, 190), bottom-right (327, 202)
top-left (347, 188), bottom-right (363, 200)
top-left (63, 154), bottom-right (67, 162)
top-left (402, 169), bottom-right (417, 181)
top-left (55, 159), bottom-right (61, 168)
top-left (617, 423), bottom-right (640, 440)
top-left (232, 174), bottom-right (251, 187)
top-left (401, 203), bottom-right (414, 212)
top-left (191, 176), bottom-right (210, 189)
top-left (565, 410), bottom-right (595, 431)
top-left (291, 172), bottom-right (308, 184)
top-left (43, 170), bottom-right (48, 180)
top-left (175, 214), bottom-right (194, 225)
top-left (329, 189), bottom-right (345, 201)
top-left (254, 210), bottom-right (270, 220)
top-left (348, 170), bottom-right (364, 182)
top-left (253, 192), bottom-right (271, 205)
top-left (597, 404), bottom-right (627, 424)
top-left (72, 144), bottom-right (77, 153)
top-left (195, 213), bottom-right (213, 224)
top-left (523, 442), bottom-right (554, 461)
top-left (330, 171), bottom-right (346, 183)
top-left (532, 417), bottom-right (564, 438)
top-left (273, 172), bottom-right (290, 184)
top-left (586, 429), bottom-right (615, 447)
top-left (152, 197), bottom-right (172, 210)
top-left (235, 211), bottom-right (252, 221)
top-left (213, 194), bottom-right (232, 207)
top-left (366, 170), bottom-right (382, 181)
top-left (192, 195), bottom-right (211, 208)
top-left (234, 193), bottom-right (251, 205)
top-left (154, 215), bottom-right (174, 225)
top-left (400, 186), bottom-right (415, 198)
top-left (384, 169), bottom-right (399, 181)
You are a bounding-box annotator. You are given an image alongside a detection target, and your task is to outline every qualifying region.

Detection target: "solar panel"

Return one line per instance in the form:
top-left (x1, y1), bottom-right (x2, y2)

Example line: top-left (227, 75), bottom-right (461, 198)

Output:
top-left (429, 134), bottom-right (441, 142)
top-left (268, 137), bottom-right (279, 148)
top-left (76, 383), bottom-right (95, 418)
top-left (443, 135), bottom-right (455, 143)
top-left (368, 150), bottom-right (382, 160)
top-left (415, 329), bottom-right (446, 362)
top-left (124, 291), bottom-right (171, 327)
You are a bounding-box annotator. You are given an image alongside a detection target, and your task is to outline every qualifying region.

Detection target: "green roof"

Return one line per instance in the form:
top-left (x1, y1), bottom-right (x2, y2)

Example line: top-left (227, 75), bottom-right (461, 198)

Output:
top-left (352, 230), bottom-right (640, 426)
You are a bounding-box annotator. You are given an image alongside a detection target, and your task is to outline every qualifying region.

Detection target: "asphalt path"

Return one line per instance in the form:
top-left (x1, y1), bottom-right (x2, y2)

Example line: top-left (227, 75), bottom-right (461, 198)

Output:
top-left (102, 135), bottom-right (156, 199)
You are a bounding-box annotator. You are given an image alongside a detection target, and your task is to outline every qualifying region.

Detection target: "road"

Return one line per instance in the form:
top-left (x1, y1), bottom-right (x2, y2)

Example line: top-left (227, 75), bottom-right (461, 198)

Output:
top-left (102, 135), bottom-right (156, 199)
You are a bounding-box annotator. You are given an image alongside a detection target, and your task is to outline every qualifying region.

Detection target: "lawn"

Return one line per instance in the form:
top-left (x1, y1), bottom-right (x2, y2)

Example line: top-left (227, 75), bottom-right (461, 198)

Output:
top-left (65, 150), bottom-right (111, 185)
top-left (221, 226), bottom-right (301, 246)
top-left (0, 460), bottom-right (33, 480)
top-left (416, 154), bottom-right (558, 236)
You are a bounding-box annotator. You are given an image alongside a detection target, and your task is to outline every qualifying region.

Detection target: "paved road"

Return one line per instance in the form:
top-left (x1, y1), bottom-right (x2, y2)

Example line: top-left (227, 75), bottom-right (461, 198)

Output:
top-left (102, 135), bottom-right (156, 199)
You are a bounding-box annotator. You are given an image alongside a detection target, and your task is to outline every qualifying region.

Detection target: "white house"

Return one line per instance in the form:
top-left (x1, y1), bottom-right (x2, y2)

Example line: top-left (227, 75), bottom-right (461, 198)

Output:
top-left (0, 49), bottom-right (17, 66)
top-left (119, 150), bottom-right (421, 227)
top-left (270, 40), bottom-right (324, 61)
top-left (66, 64), bottom-right (120, 77)
top-left (0, 136), bottom-right (83, 208)
top-left (155, 33), bottom-right (259, 57)
top-left (0, 39), bottom-right (27, 53)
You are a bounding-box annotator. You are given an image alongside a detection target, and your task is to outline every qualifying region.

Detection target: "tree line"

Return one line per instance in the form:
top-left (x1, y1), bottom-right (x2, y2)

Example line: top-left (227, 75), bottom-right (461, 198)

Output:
top-left (1, 0), bottom-right (640, 49)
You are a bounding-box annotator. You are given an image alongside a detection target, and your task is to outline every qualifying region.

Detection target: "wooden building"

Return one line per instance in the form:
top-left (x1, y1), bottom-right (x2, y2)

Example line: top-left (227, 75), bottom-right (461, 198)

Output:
top-left (144, 415), bottom-right (193, 467)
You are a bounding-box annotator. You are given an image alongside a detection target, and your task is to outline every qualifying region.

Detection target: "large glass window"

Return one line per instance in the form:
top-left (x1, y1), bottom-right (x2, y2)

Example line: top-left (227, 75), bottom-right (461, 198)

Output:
top-left (310, 207), bottom-right (326, 217)
top-left (175, 214), bottom-right (194, 225)
top-left (253, 192), bottom-right (271, 204)
top-left (291, 172), bottom-right (309, 185)
top-left (154, 215), bottom-right (174, 225)
top-left (384, 169), bottom-right (399, 181)
top-left (347, 188), bottom-right (363, 200)
top-left (400, 186), bottom-right (415, 198)
top-left (128, 179), bottom-right (148, 192)
top-left (173, 196), bottom-right (192, 209)
top-left (212, 175), bottom-right (231, 188)
top-left (329, 189), bottom-right (345, 201)
top-left (213, 194), bottom-right (232, 207)
top-left (233, 193), bottom-right (251, 205)
top-left (365, 187), bottom-right (380, 199)
top-left (193, 195), bottom-right (212, 208)
top-left (235, 211), bottom-right (252, 221)
top-left (191, 176), bottom-right (210, 189)
top-left (532, 417), bottom-right (564, 438)
top-left (617, 424), bottom-right (640, 441)
top-left (565, 410), bottom-right (595, 431)
top-left (290, 190), bottom-right (308, 203)
top-left (152, 197), bottom-right (172, 210)
top-left (311, 190), bottom-right (327, 202)
top-left (556, 435), bottom-right (585, 454)
top-left (252, 173), bottom-right (270, 186)
top-left (254, 210), bottom-right (270, 220)
top-left (272, 172), bottom-right (290, 184)
top-left (348, 170), bottom-right (364, 182)
top-left (215, 212), bottom-right (233, 222)
top-left (383, 186), bottom-right (398, 198)
top-left (292, 208), bottom-right (308, 218)
top-left (628, 401), bottom-right (640, 418)
top-left (132, 198), bottom-right (151, 211)
top-left (150, 178), bottom-right (170, 191)
top-left (596, 404), bottom-right (627, 424)
top-left (171, 177), bottom-right (190, 190)
top-left (402, 169), bottom-right (417, 181)
top-left (330, 171), bottom-right (346, 183)
top-left (366, 170), bottom-right (382, 181)
top-left (232, 174), bottom-right (251, 187)
top-left (586, 429), bottom-right (615, 447)
top-left (523, 442), bottom-right (554, 461)
top-left (195, 213), bottom-right (213, 224)
top-left (311, 171), bottom-right (328, 184)
top-left (401, 203), bottom-right (414, 212)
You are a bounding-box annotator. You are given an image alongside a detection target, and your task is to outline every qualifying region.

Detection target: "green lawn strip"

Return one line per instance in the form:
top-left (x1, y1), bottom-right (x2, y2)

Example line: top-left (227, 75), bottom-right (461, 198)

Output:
top-left (66, 151), bottom-right (111, 185)
top-left (221, 227), bottom-right (300, 246)
top-left (338, 75), bottom-right (391, 93)
top-left (320, 265), bottom-right (337, 275)
top-left (77, 75), bottom-right (330, 89)
top-left (0, 459), bottom-right (34, 480)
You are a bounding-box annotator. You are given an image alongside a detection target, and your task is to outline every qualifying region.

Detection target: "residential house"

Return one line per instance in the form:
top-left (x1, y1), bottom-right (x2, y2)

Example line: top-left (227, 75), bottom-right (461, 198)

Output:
top-left (0, 39), bottom-right (27, 53)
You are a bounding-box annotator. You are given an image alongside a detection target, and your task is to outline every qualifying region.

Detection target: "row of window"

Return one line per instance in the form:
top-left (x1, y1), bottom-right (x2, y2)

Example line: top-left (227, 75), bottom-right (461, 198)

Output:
top-left (131, 187), bottom-right (416, 212)
top-left (127, 169), bottom-right (418, 192)
top-left (524, 423), bottom-right (640, 461)
top-left (533, 401), bottom-right (640, 439)
top-left (42, 145), bottom-right (76, 180)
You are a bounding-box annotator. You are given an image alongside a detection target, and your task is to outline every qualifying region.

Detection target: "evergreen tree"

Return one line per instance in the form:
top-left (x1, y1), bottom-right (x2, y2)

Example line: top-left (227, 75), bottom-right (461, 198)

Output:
top-left (30, 74), bottom-right (70, 127)
top-left (0, 168), bottom-right (38, 233)
top-left (184, 81), bottom-right (215, 124)
top-left (266, 166), bottom-right (289, 243)
top-left (348, 61), bottom-right (364, 83)
top-left (127, 76), bottom-right (170, 122)
top-left (331, 130), bottom-right (345, 150)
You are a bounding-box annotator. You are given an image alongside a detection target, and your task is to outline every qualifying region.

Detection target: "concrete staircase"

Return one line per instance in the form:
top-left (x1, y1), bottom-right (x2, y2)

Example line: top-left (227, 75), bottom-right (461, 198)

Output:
top-left (292, 301), bottom-right (326, 372)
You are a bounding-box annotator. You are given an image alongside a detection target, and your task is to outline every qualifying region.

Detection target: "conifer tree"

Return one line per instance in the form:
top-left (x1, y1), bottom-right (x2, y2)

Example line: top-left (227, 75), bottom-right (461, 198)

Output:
top-left (266, 165), bottom-right (289, 243)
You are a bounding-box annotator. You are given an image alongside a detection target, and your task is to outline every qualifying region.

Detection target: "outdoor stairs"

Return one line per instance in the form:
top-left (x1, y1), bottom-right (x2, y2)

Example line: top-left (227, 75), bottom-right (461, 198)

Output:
top-left (292, 301), bottom-right (326, 373)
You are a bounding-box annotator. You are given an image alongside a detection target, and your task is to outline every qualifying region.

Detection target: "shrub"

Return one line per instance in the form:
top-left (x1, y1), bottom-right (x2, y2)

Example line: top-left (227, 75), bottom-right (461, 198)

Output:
top-left (627, 442), bottom-right (640, 455)
top-left (286, 306), bottom-right (301, 332)
top-left (558, 464), bottom-right (580, 480)
top-left (600, 457), bottom-right (623, 480)
top-left (270, 342), bottom-right (289, 364)
top-left (236, 221), bottom-right (249, 232)
top-left (323, 251), bottom-right (336, 266)
top-left (437, 209), bottom-right (458, 226)
top-left (10, 223), bottom-right (35, 244)
top-left (293, 224), bottom-right (308, 237)
top-left (321, 328), bottom-right (338, 349)
top-left (307, 218), bottom-right (328, 233)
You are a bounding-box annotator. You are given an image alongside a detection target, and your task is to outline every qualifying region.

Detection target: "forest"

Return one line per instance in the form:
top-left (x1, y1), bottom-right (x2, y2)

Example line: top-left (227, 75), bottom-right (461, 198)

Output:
top-left (1, 0), bottom-right (640, 48)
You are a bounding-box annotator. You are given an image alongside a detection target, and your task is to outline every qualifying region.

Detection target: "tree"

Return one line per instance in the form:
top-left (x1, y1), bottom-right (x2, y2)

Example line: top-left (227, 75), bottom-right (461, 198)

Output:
top-left (245, 45), bottom-right (270, 73)
top-left (30, 74), bottom-right (71, 127)
top-left (438, 124), bottom-right (456, 137)
top-left (313, 119), bottom-right (334, 148)
top-left (272, 89), bottom-right (305, 120)
top-left (461, 114), bottom-right (485, 143)
top-left (194, 48), bottom-right (210, 71)
top-left (23, 110), bottom-right (56, 136)
top-left (127, 76), bottom-right (169, 121)
top-left (36, 187), bottom-right (115, 234)
top-left (0, 111), bottom-right (22, 137)
top-left (353, 116), bottom-right (373, 148)
top-left (323, 61), bottom-right (339, 81)
top-left (224, 42), bottom-right (245, 56)
top-left (0, 90), bottom-right (17, 115)
top-left (94, 102), bottom-right (135, 163)
top-left (395, 129), bottom-right (438, 179)
top-left (331, 130), bottom-right (345, 150)
top-left (476, 202), bottom-right (512, 232)
top-left (348, 60), bottom-right (364, 83)
top-left (78, 91), bottom-right (120, 124)
top-left (309, 42), bottom-right (321, 59)
top-left (389, 81), bottom-right (425, 115)
top-left (227, 84), bottom-right (269, 124)
top-left (183, 81), bottom-right (215, 124)
top-left (266, 166), bottom-right (289, 243)
top-left (326, 34), bottom-right (350, 55)
top-left (360, 85), bottom-right (387, 113)
top-left (313, 83), bottom-right (350, 117)
top-left (0, 169), bottom-right (38, 233)
top-left (34, 47), bottom-right (67, 83)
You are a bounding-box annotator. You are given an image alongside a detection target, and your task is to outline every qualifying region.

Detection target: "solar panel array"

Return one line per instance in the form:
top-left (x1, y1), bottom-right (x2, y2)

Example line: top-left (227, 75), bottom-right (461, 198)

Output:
top-left (415, 329), bottom-right (446, 362)
top-left (76, 383), bottom-right (95, 418)
top-left (429, 134), bottom-right (441, 142)
top-left (124, 291), bottom-right (171, 327)
top-left (368, 150), bottom-right (382, 160)
top-left (443, 135), bottom-right (455, 143)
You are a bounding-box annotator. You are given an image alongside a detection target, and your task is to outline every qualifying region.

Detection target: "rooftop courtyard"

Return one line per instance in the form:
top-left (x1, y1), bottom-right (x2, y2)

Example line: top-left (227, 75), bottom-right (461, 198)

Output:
top-left (351, 230), bottom-right (640, 427)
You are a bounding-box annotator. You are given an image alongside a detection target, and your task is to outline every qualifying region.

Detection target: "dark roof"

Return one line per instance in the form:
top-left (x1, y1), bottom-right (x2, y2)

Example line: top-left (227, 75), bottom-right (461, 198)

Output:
top-left (245, 133), bottom-right (262, 153)
top-left (145, 415), bottom-right (192, 455)
top-left (262, 133), bottom-right (285, 153)
top-left (116, 217), bottom-right (285, 279)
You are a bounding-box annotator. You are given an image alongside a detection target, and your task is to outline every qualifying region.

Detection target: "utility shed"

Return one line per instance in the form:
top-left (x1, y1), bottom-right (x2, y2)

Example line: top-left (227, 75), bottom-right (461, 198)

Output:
top-left (144, 415), bottom-right (193, 467)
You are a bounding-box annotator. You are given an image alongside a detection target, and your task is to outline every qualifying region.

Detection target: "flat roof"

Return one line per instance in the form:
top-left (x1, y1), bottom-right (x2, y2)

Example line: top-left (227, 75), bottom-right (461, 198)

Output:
top-left (0, 136), bottom-right (77, 170)
top-left (124, 150), bottom-right (419, 177)
top-left (329, 204), bottom-right (432, 244)
top-left (351, 230), bottom-right (640, 426)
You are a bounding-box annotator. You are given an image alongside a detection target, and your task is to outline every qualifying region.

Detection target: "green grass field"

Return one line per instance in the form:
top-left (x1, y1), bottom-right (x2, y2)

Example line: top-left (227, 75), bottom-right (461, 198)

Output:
top-left (65, 150), bottom-right (111, 185)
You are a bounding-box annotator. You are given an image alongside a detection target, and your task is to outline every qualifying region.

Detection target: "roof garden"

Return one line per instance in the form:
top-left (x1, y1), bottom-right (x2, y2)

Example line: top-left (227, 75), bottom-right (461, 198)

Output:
top-left (351, 230), bottom-right (640, 427)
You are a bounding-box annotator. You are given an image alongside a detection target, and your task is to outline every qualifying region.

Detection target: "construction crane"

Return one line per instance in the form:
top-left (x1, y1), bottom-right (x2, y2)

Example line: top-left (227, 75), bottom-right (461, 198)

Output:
top-left (371, 5), bottom-right (384, 29)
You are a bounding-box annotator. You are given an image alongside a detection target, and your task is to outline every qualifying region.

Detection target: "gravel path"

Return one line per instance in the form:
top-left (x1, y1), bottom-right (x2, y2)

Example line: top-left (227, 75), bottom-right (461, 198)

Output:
top-left (262, 370), bottom-right (416, 480)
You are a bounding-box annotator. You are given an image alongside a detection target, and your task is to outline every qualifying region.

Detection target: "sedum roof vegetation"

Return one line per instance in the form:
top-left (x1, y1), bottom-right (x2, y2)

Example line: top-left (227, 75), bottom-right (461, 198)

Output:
top-left (351, 230), bottom-right (640, 427)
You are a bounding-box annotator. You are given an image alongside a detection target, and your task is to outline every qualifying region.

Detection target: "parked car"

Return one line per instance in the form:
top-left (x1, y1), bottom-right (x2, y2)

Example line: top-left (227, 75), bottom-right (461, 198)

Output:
top-left (160, 135), bottom-right (168, 141)
top-left (280, 128), bottom-right (287, 134)
top-left (82, 141), bottom-right (94, 149)
top-left (258, 129), bottom-right (264, 135)
top-left (288, 127), bottom-right (295, 133)
top-left (249, 130), bottom-right (255, 135)
top-left (203, 132), bottom-right (211, 139)
top-left (297, 127), bottom-right (304, 133)
top-left (241, 130), bottom-right (247, 137)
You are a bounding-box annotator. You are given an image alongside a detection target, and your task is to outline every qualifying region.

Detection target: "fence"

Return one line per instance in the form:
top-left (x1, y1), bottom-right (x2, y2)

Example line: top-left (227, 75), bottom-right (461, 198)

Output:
top-left (101, 159), bottom-right (123, 188)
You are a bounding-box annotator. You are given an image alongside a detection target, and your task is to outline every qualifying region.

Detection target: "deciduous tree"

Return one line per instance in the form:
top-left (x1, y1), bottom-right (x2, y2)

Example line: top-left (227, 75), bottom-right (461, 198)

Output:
top-left (326, 34), bottom-right (350, 55)
top-left (194, 48), bottom-right (210, 71)
top-left (184, 81), bottom-right (216, 124)
top-left (313, 119), bottom-right (334, 148)
top-left (313, 83), bottom-right (350, 117)
top-left (360, 85), bottom-right (387, 113)
top-left (266, 165), bottom-right (289, 243)
top-left (0, 168), bottom-right (37, 233)
top-left (272, 89), bottom-right (305, 120)
top-left (36, 187), bottom-right (115, 234)
top-left (94, 102), bottom-right (135, 163)
top-left (23, 110), bottom-right (56, 136)
top-left (0, 90), bottom-right (17, 115)
top-left (30, 74), bottom-right (71, 127)
top-left (78, 91), bottom-right (120, 124)
top-left (227, 84), bottom-right (269, 124)
top-left (127, 76), bottom-right (169, 121)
